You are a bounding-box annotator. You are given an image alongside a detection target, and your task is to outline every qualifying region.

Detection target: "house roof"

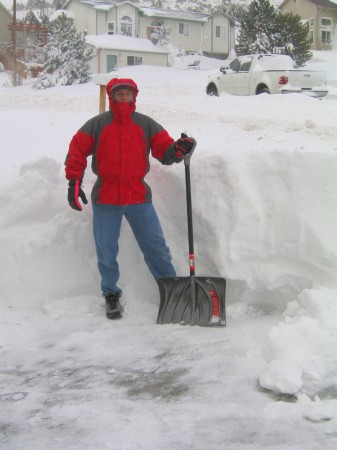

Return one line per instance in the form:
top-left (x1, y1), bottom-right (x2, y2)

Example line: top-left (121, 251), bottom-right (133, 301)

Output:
top-left (49, 9), bottom-right (75, 22)
top-left (309, 0), bottom-right (337, 9)
top-left (15, 9), bottom-right (44, 23)
top-left (138, 6), bottom-right (209, 22)
top-left (63, 1), bottom-right (231, 23)
top-left (85, 34), bottom-right (170, 54)
top-left (0, 2), bottom-right (12, 18)
top-left (279, 0), bottom-right (337, 9)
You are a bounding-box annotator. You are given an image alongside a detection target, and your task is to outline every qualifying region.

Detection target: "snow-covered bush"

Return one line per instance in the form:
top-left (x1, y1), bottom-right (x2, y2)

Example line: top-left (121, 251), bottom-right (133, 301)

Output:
top-left (32, 71), bottom-right (56, 89)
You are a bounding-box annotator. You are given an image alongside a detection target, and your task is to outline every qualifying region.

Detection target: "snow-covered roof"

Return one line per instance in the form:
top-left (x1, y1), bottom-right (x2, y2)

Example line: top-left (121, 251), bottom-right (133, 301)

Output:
top-left (85, 34), bottom-right (170, 54)
top-left (138, 6), bottom-right (209, 22)
top-left (310, 0), bottom-right (337, 8)
top-left (279, 0), bottom-right (337, 8)
top-left (49, 9), bottom-right (75, 22)
top-left (79, 0), bottom-right (116, 11)
top-left (63, 1), bottom-right (210, 22)
top-left (15, 9), bottom-right (47, 23)
top-left (0, 2), bottom-right (12, 17)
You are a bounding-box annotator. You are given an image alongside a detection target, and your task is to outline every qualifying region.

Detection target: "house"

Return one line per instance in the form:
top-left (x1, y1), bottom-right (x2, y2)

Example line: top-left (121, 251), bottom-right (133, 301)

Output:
top-left (61, 0), bottom-right (235, 71)
top-left (279, 0), bottom-right (337, 50)
top-left (86, 34), bottom-right (170, 72)
top-left (0, 1), bottom-right (12, 68)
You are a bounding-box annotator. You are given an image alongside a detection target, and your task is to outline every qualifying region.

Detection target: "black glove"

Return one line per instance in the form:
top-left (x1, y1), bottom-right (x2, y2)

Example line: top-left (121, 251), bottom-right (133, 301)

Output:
top-left (175, 133), bottom-right (194, 158)
top-left (68, 179), bottom-right (88, 211)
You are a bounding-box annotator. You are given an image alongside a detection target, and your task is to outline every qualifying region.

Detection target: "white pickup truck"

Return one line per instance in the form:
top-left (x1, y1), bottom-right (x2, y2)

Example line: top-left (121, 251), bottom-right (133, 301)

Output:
top-left (206, 54), bottom-right (328, 98)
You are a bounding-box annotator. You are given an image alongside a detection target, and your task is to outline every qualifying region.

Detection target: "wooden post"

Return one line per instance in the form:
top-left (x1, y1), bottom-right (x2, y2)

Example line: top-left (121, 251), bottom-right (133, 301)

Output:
top-left (99, 85), bottom-right (106, 113)
top-left (94, 73), bottom-right (114, 114)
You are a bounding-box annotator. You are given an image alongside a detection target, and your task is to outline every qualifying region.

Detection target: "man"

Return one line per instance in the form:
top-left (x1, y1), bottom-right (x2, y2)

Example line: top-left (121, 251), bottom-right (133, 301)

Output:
top-left (65, 77), bottom-right (194, 320)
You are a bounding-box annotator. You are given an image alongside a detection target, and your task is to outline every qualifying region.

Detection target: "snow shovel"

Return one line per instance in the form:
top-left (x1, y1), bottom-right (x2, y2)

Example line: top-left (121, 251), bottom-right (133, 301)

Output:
top-left (157, 140), bottom-right (226, 326)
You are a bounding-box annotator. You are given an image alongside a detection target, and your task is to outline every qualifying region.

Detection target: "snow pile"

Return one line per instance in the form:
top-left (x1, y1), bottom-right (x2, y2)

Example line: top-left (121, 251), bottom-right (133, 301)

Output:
top-left (260, 287), bottom-right (337, 395)
top-left (2, 147), bottom-right (336, 315)
top-left (0, 157), bottom-right (98, 308)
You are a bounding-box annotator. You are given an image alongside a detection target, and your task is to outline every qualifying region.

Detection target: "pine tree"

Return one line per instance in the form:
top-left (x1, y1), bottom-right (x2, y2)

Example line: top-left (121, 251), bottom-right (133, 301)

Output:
top-left (225, 4), bottom-right (247, 24)
top-left (151, 23), bottom-right (170, 47)
top-left (238, 0), bottom-right (278, 54)
top-left (237, 0), bottom-right (312, 66)
top-left (33, 14), bottom-right (92, 89)
top-left (275, 13), bottom-right (312, 67)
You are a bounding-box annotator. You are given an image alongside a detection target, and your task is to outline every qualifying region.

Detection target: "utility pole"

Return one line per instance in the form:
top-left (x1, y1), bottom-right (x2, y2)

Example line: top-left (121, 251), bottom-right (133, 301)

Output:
top-left (12, 0), bottom-right (18, 86)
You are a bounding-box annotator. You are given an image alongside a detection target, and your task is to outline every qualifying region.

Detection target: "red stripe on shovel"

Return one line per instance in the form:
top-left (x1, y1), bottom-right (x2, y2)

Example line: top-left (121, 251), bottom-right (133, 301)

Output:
top-left (209, 290), bottom-right (220, 318)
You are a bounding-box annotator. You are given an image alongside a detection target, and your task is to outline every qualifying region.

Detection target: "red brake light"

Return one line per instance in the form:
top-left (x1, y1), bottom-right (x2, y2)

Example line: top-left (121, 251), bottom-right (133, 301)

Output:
top-left (279, 76), bottom-right (288, 85)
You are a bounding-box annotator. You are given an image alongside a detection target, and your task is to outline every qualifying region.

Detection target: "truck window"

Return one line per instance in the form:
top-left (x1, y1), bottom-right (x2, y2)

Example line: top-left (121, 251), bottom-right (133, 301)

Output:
top-left (240, 61), bottom-right (252, 72)
top-left (229, 59), bottom-right (240, 72)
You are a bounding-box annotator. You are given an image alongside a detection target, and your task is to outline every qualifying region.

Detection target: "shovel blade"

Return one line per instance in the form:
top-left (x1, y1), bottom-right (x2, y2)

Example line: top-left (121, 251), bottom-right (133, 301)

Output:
top-left (157, 276), bottom-right (226, 326)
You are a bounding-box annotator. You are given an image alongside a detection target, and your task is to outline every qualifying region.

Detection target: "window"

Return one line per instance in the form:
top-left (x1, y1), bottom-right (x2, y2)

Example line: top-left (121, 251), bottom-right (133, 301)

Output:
top-left (152, 20), bottom-right (163, 28)
top-left (215, 25), bottom-right (226, 39)
top-left (321, 30), bottom-right (332, 43)
top-left (108, 23), bottom-right (114, 35)
top-left (309, 18), bottom-right (314, 28)
top-left (229, 58), bottom-right (240, 72)
top-left (239, 62), bottom-right (251, 72)
top-left (107, 55), bottom-right (117, 72)
top-left (179, 22), bottom-right (189, 36)
top-left (309, 29), bottom-right (314, 43)
top-left (121, 16), bottom-right (132, 37)
top-left (320, 17), bottom-right (332, 44)
top-left (321, 18), bottom-right (332, 27)
top-left (127, 56), bottom-right (142, 66)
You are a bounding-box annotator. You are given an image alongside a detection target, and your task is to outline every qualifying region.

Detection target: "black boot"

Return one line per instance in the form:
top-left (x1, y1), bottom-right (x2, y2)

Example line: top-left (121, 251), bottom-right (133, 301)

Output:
top-left (105, 294), bottom-right (123, 320)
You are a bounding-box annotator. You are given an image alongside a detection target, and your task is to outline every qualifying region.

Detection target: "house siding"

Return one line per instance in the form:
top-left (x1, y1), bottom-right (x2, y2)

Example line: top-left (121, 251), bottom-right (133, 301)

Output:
top-left (90, 47), bottom-right (168, 73)
top-left (138, 16), bottom-right (203, 52)
top-left (91, 49), bottom-right (168, 73)
top-left (96, 11), bottom-right (107, 35)
top-left (0, 4), bottom-right (12, 47)
top-left (202, 15), bottom-right (234, 56)
top-left (105, 3), bottom-right (139, 36)
top-left (66, 1), bottom-right (97, 34)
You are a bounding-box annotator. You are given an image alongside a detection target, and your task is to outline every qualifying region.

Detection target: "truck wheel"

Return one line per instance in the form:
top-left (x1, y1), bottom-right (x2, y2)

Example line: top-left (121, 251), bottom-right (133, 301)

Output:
top-left (207, 85), bottom-right (219, 96)
top-left (257, 87), bottom-right (270, 95)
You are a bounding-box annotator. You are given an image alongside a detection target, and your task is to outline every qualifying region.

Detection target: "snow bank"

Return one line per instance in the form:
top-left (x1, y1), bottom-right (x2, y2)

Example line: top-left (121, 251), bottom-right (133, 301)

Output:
top-left (260, 287), bottom-right (337, 396)
top-left (2, 144), bottom-right (336, 310)
top-left (0, 158), bottom-right (99, 308)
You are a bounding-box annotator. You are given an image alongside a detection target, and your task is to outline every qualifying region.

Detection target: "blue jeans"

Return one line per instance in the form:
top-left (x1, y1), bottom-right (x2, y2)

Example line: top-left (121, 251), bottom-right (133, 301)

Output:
top-left (92, 203), bottom-right (176, 296)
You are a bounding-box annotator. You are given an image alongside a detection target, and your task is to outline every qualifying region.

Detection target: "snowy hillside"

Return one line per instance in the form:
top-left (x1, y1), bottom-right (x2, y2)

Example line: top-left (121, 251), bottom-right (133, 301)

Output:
top-left (0, 51), bottom-right (337, 449)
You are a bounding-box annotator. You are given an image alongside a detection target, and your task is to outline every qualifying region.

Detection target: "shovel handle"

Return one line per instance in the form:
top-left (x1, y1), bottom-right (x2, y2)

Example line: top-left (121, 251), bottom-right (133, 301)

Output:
top-left (183, 139), bottom-right (197, 276)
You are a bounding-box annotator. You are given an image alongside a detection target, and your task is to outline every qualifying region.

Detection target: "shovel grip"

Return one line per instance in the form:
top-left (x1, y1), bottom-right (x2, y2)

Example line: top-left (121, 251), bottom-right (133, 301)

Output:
top-left (183, 138), bottom-right (197, 167)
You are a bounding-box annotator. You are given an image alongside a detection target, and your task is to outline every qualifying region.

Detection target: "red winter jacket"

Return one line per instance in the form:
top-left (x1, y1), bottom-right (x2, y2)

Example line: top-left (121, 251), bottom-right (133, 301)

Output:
top-left (65, 78), bottom-right (180, 205)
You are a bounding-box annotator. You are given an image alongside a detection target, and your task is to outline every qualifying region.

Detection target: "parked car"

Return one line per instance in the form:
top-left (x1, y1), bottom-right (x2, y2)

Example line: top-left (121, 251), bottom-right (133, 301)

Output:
top-left (206, 54), bottom-right (328, 98)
